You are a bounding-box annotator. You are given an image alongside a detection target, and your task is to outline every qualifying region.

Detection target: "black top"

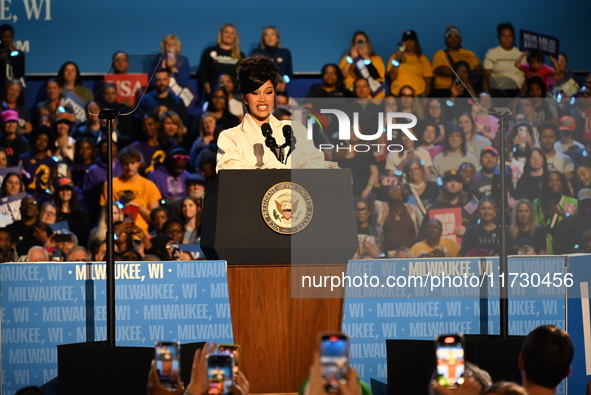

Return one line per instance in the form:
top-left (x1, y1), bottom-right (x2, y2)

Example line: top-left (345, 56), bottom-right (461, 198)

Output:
top-left (515, 173), bottom-right (546, 202)
top-left (196, 45), bottom-right (245, 88)
top-left (0, 134), bottom-right (30, 166)
top-left (508, 225), bottom-right (547, 253)
top-left (57, 208), bottom-right (90, 247)
top-left (553, 214), bottom-right (591, 254)
top-left (6, 220), bottom-right (53, 257)
top-left (251, 46), bottom-right (293, 80)
top-left (338, 151), bottom-right (377, 198)
top-left (306, 84), bottom-right (353, 99)
top-left (460, 223), bottom-right (500, 256)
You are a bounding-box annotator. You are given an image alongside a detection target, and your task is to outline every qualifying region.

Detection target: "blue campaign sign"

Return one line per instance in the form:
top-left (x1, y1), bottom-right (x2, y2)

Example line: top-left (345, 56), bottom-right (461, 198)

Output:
top-left (343, 256), bottom-right (570, 388)
top-left (343, 258), bottom-right (500, 383)
top-left (0, 260), bottom-right (233, 394)
top-left (507, 256), bottom-right (567, 335)
top-left (565, 254), bottom-right (591, 395)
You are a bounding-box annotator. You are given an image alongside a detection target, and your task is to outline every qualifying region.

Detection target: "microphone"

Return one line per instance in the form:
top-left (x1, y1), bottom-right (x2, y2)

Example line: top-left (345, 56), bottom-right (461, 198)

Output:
top-left (261, 123), bottom-right (282, 163)
top-left (261, 122), bottom-right (276, 150)
top-left (282, 125), bottom-right (296, 161)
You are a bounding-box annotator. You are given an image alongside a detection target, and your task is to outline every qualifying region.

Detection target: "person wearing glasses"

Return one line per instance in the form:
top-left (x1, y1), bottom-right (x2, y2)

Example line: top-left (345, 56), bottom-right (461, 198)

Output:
top-left (38, 202), bottom-right (58, 226)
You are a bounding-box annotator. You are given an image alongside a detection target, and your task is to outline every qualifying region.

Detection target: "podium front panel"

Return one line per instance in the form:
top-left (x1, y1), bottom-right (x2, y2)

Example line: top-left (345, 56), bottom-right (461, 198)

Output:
top-left (202, 169), bottom-right (357, 265)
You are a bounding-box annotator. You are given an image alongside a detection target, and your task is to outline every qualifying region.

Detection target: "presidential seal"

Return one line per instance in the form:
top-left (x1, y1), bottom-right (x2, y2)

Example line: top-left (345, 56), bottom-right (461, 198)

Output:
top-left (261, 182), bottom-right (313, 234)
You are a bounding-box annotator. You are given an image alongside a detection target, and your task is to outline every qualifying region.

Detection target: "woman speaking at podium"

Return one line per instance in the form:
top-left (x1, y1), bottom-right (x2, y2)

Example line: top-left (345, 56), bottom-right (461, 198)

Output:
top-left (216, 55), bottom-right (330, 170)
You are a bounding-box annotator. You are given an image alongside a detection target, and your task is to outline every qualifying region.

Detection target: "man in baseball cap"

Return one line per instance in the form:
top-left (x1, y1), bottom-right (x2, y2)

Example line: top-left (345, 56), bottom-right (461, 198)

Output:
top-left (431, 25), bottom-right (481, 97)
top-left (555, 115), bottom-right (584, 154)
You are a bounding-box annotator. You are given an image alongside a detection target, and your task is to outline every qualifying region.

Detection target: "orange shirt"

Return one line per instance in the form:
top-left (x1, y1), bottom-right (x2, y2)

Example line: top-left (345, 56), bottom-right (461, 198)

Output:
top-left (100, 175), bottom-right (162, 234)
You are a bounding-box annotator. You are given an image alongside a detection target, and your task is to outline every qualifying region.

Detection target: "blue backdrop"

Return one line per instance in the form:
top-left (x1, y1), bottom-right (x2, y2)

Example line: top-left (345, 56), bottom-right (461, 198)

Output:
top-left (7, 0), bottom-right (591, 75)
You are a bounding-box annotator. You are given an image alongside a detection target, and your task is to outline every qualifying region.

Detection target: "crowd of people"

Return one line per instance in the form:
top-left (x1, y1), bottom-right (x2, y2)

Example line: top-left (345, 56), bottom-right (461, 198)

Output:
top-left (10, 325), bottom-right (583, 395)
top-left (0, 21), bottom-right (590, 262)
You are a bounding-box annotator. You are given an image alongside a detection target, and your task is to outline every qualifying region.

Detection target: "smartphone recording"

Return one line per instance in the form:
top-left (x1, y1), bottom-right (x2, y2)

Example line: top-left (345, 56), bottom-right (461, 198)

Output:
top-left (207, 353), bottom-right (234, 395)
top-left (218, 344), bottom-right (240, 374)
top-left (435, 334), bottom-right (465, 387)
top-left (155, 341), bottom-right (180, 390)
top-left (320, 333), bottom-right (350, 392)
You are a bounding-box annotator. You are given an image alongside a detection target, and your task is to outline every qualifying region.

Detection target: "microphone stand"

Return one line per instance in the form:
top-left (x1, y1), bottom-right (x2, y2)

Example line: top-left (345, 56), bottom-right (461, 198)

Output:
top-left (99, 108), bottom-right (120, 347)
top-left (493, 106), bottom-right (511, 339)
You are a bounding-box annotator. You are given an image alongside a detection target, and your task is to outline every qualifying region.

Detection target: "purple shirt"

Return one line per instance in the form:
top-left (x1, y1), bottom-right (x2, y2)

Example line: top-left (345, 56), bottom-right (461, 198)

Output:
top-left (19, 153), bottom-right (54, 192)
top-left (147, 166), bottom-right (188, 200)
top-left (130, 141), bottom-right (166, 174)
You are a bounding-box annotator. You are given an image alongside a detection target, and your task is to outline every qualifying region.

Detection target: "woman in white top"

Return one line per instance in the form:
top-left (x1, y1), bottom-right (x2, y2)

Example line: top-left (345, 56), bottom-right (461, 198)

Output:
top-left (216, 55), bottom-right (328, 170)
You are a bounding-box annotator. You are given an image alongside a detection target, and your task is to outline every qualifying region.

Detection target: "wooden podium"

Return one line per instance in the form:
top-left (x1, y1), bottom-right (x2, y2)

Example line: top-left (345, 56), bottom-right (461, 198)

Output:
top-left (201, 169), bottom-right (357, 393)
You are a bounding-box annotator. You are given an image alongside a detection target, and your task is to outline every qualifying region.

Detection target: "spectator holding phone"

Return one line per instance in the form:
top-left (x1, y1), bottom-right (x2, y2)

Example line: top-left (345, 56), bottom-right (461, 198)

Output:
top-left (100, 146), bottom-right (162, 235)
top-left (387, 30), bottom-right (432, 97)
top-left (339, 31), bottom-right (385, 98)
top-left (158, 34), bottom-right (190, 89)
top-left (114, 217), bottom-right (152, 257)
top-left (147, 343), bottom-right (250, 395)
top-left (44, 230), bottom-right (78, 260)
top-left (301, 350), bottom-right (366, 395)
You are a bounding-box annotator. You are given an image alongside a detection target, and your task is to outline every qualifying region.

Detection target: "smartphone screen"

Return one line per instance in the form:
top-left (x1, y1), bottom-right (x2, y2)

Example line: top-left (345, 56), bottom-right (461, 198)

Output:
top-left (320, 333), bottom-right (349, 390)
top-left (435, 334), bottom-right (465, 387)
top-left (167, 50), bottom-right (176, 63)
top-left (207, 354), bottom-right (234, 395)
top-left (51, 248), bottom-right (62, 262)
top-left (218, 344), bottom-right (240, 374)
top-left (155, 341), bottom-right (180, 390)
